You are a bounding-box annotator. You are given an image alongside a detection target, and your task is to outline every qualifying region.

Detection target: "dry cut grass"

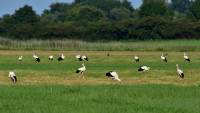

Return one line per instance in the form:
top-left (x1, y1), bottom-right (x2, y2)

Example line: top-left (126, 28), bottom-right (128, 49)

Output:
top-left (0, 51), bottom-right (200, 86)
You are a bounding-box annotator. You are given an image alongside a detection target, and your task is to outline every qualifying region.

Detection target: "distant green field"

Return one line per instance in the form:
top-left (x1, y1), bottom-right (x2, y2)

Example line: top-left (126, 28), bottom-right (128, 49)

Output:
top-left (0, 38), bottom-right (200, 51)
top-left (0, 85), bottom-right (200, 113)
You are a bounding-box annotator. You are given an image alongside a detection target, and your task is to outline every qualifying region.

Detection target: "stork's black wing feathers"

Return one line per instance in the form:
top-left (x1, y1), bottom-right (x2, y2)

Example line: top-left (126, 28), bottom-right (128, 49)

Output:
top-left (180, 73), bottom-right (184, 78)
top-left (106, 71), bottom-right (113, 77)
top-left (76, 70), bottom-right (80, 73)
top-left (36, 58), bottom-right (40, 62)
top-left (164, 58), bottom-right (167, 62)
top-left (58, 57), bottom-right (63, 61)
top-left (138, 67), bottom-right (143, 71)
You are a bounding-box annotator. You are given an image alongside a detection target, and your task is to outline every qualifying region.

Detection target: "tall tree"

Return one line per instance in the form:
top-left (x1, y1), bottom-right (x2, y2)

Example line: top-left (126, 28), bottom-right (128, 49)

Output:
top-left (42, 3), bottom-right (70, 22)
top-left (139, 0), bottom-right (169, 16)
top-left (110, 7), bottom-right (131, 21)
top-left (68, 5), bottom-right (106, 22)
top-left (73, 0), bottom-right (134, 12)
top-left (190, 0), bottom-right (200, 19)
top-left (171, 0), bottom-right (192, 13)
top-left (49, 2), bottom-right (69, 13)
top-left (13, 5), bottom-right (39, 24)
top-left (121, 0), bottom-right (134, 11)
top-left (5, 5), bottom-right (40, 39)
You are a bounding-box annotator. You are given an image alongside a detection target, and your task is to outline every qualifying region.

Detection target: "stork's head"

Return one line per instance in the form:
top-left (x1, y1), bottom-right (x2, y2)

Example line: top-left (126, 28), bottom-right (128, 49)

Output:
top-left (176, 64), bottom-right (179, 67)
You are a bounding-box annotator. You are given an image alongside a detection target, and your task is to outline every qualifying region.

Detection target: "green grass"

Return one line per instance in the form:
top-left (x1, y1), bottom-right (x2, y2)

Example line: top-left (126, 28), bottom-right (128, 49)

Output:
top-left (0, 51), bottom-right (200, 113)
top-left (0, 38), bottom-right (200, 51)
top-left (0, 51), bottom-right (200, 85)
top-left (0, 84), bottom-right (200, 113)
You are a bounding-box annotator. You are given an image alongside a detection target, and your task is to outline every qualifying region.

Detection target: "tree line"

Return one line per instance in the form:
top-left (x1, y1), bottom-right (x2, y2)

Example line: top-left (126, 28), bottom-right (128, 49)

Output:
top-left (0, 0), bottom-right (200, 41)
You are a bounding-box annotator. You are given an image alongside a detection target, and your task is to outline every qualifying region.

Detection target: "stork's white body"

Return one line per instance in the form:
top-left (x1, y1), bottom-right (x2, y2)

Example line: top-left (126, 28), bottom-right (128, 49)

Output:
top-left (161, 53), bottom-right (167, 62)
top-left (61, 54), bottom-right (65, 59)
top-left (81, 55), bottom-right (86, 59)
top-left (33, 53), bottom-right (40, 62)
top-left (58, 53), bottom-right (65, 61)
top-left (76, 64), bottom-right (86, 74)
top-left (76, 55), bottom-right (88, 61)
top-left (138, 66), bottom-right (150, 71)
top-left (33, 54), bottom-right (39, 59)
top-left (176, 64), bottom-right (184, 78)
top-left (161, 56), bottom-right (165, 60)
top-left (106, 71), bottom-right (121, 82)
top-left (18, 56), bottom-right (23, 61)
top-left (76, 55), bottom-right (81, 59)
top-left (184, 52), bottom-right (190, 61)
top-left (177, 68), bottom-right (183, 75)
top-left (134, 56), bottom-right (139, 59)
top-left (142, 66), bottom-right (150, 71)
top-left (8, 71), bottom-right (17, 83)
top-left (134, 56), bottom-right (139, 60)
top-left (184, 55), bottom-right (189, 59)
top-left (134, 55), bottom-right (139, 62)
top-left (49, 55), bottom-right (54, 60)
top-left (161, 54), bottom-right (166, 60)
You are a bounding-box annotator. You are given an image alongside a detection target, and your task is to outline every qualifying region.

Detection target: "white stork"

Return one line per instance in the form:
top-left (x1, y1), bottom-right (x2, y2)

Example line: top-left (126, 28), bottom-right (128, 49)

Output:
top-left (76, 55), bottom-right (82, 61)
top-left (134, 55), bottom-right (139, 62)
top-left (8, 71), bottom-right (17, 84)
top-left (81, 55), bottom-right (88, 61)
top-left (106, 71), bottom-right (121, 82)
top-left (176, 64), bottom-right (184, 78)
top-left (75, 55), bottom-right (88, 61)
top-left (18, 56), bottom-right (23, 61)
top-left (49, 55), bottom-right (54, 61)
top-left (184, 52), bottom-right (191, 62)
top-left (58, 53), bottom-right (65, 61)
top-left (138, 66), bottom-right (150, 72)
top-left (161, 53), bottom-right (167, 62)
top-left (76, 63), bottom-right (86, 78)
top-left (33, 53), bottom-right (40, 62)
top-left (76, 63), bottom-right (86, 74)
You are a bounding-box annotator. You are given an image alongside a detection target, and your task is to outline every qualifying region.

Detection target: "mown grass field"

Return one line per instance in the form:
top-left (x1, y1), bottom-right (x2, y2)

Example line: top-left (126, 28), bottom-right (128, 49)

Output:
top-left (0, 51), bottom-right (200, 85)
top-left (0, 50), bottom-right (200, 113)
